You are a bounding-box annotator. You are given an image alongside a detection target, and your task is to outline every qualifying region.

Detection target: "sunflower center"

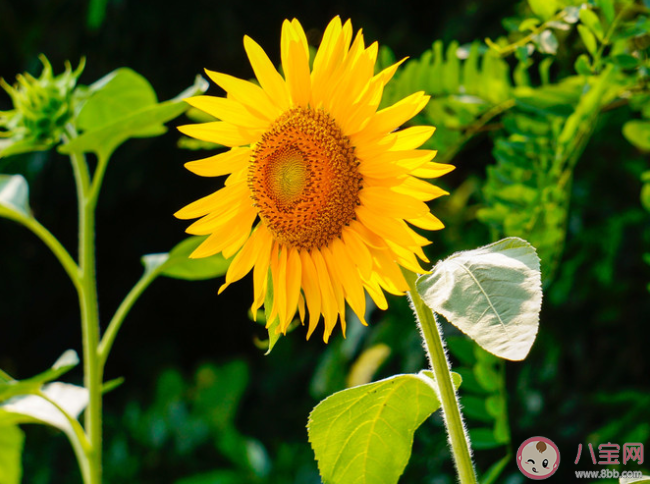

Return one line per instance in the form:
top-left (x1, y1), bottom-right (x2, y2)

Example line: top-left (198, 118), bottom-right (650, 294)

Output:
top-left (250, 107), bottom-right (362, 250)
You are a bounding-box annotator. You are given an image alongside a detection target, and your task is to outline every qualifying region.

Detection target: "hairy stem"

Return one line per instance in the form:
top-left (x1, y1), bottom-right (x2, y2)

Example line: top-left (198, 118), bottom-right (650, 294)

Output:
top-left (404, 270), bottom-right (477, 484)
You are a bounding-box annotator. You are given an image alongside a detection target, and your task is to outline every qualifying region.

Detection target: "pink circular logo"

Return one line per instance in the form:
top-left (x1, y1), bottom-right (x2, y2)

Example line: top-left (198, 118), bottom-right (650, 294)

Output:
top-left (516, 436), bottom-right (561, 479)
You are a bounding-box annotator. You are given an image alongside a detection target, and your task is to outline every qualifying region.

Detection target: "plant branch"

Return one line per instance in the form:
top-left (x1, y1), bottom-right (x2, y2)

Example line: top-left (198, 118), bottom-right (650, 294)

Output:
top-left (98, 265), bottom-right (161, 369)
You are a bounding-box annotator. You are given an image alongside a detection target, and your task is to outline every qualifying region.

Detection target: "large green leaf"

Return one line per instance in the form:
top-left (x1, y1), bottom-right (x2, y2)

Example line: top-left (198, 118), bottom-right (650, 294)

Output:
top-left (0, 175), bottom-right (30, 219)
top-left (308, 371), bottom-right (461, 484)
top-left (0, 425), bottom-right (23, 484)
top-left (620, 477), bottom-right (650, 484)
top-left (417, 238), bottom-right (542, 361)
top-left (59, 74), bottom-right (207, 161)
top-left (77, 68), bottom-right (158, 132)
top-left (0, 350), bottom-right (79, 402)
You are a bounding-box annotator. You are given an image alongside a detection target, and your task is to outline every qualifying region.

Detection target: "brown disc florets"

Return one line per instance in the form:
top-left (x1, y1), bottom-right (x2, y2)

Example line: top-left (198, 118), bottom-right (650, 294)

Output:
top-left (249, 107), bottom-right (362, 250)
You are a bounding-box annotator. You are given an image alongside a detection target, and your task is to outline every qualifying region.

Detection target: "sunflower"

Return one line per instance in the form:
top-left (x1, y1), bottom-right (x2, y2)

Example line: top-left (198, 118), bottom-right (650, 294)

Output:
top-left (176, 17), bottom-right (454, 342)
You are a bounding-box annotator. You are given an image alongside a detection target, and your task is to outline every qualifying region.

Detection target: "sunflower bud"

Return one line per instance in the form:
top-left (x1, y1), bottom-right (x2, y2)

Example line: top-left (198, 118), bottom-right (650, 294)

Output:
top-left (0, 55), bottom-right (85, 157)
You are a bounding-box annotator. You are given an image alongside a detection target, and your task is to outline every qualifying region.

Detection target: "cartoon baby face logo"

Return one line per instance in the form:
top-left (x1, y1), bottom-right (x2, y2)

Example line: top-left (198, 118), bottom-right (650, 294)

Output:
top-left (516, 436), bottom-right (560, 479)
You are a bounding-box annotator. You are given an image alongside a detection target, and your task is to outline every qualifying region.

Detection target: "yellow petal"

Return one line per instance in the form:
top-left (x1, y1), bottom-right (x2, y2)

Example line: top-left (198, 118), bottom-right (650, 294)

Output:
top-left (283, 247), bottom-right (302, 333)
top-left (184, 96), bottom-right (270, 129)
top-left (321, 246), bottom-right (347, 338)
top-left (205, 69), bottom-right (281, 121)
top-left (184, 147), bottom-right (250, 177)
top-left (251, 231), bottom-right (273, 316)
top-left (392, 126), bottom-right (436, 150)
top-left (311, 248), bottom-right (338, 342)
top-left (394, 176), bottom-right (449, 201)
top-left (219, 225), bottom-right (266, 294)
top-left (359, 186), bottom-right (430, 219)
top-left (412, 161), bottom-right (456, 178)
top-left (178, 121), bottom-right (259, 147)
top-left (356, 205), bottom-right (425, 249)
top-left (281, 20), bottom-right (311, 107)
top-left (362, 92), bottom-right (429, 139)
top-left (300, 250), bottom-right (322, 339)
top-left (331, 238), bottom-right (366, 325)
top-left (407, 212), bottom-right (445, 230)
top-left (243, 35), bottom-right (290, 110)
top-left (341, 228), bottom-right (373, 279)
top-left (174, 180), bottom-right (248, 220)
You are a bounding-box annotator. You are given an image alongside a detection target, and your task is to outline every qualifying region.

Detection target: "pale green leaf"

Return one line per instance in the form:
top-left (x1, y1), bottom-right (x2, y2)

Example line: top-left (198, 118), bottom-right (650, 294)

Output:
top-left (575, 54), bottom-right (593, 76)
top-left (417, 237), bottom-right (542, 361)
top-left (0, 424), bottom-right (23, 484)
top-left (537, 30), bottom-right (558, 54)
top-left (309, 372), bottom-right (459, 484)
top-left (577, 24), bottom-right (598, 55)
top-left (579, 8), bottom-right (604, 41)
top-left (519, 18), bottom-right (541, 32)
top-left (562, 6), bottom-right (580, 23)
top-left (0, 175), bottom-right (30, 219)
top-left (528, 0), bottom-right (559, 20)
top-left (0, 382), bottom-right (88, 435)
top-left (623, 120), bottom-right (650, 151)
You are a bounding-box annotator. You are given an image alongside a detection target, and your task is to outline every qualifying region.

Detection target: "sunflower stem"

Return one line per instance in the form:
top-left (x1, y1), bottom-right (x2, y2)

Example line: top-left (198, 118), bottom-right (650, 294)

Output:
top-left (66, 124), bottom-right (102, 484)
top-left (404, 270), bottom-right (478, 484)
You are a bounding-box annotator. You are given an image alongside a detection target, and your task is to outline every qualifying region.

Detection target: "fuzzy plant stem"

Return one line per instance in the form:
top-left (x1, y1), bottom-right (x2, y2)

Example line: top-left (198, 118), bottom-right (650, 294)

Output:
top-left (404, 270), bottom-right (478, 484)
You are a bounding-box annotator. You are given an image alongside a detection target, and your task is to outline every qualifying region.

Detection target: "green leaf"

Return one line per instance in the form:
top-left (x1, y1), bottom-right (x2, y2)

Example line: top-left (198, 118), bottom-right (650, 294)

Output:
top-left (0, 424), bottom-right (23, 484)
top-left (519, 18), bottom-right (541, 32)
top-left (0, 175), bottom-right (30, 219)
top-left (579, 8), bottom-right (604, 41)
top-left (309, 372), bottom-right (460, 484)
top-left (154, 236), bottom-right (231, 281)
top-left (0, 382), bottom-right (88, 435)
top-left (597, 0), bottom-right (615, 25)
top-left (575, 54), bottom-right (593, 76)
top-left (623, 120), bottom-right (650, 151)
top-left (528, 0), bottom-right (559, 20)
top-left (417, 238), bottom-right (542, 361)
top-left (0, 350), bottom-right (79, 402)
top-left (77, 69), bottom-right (158, 131)
top-left (577, 24), bottom-right (598, 55)
top-left (59, 74), bottom-right (207, 161)
top-left (611, 54), bottom-right (640, 70)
